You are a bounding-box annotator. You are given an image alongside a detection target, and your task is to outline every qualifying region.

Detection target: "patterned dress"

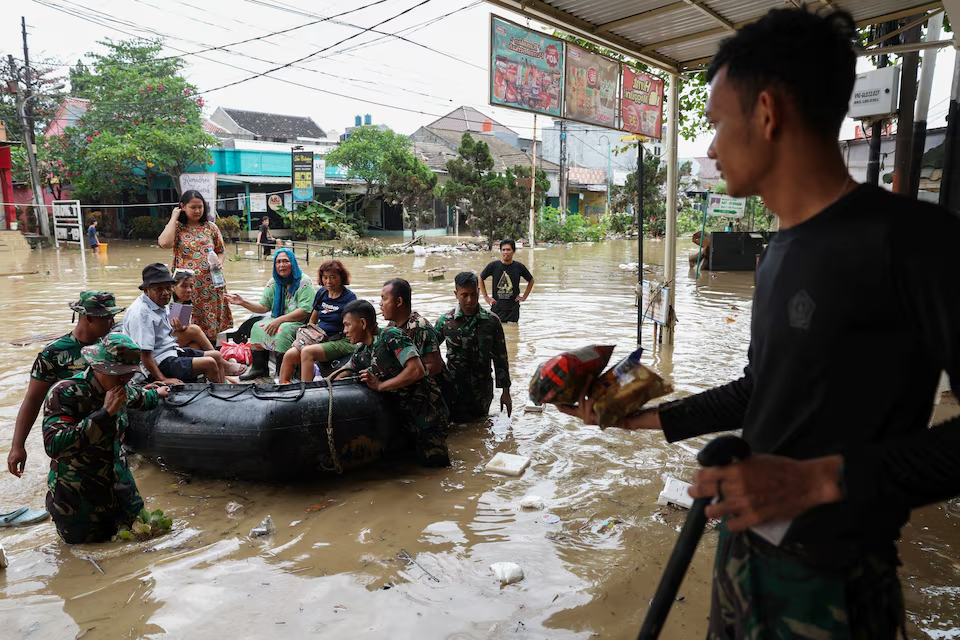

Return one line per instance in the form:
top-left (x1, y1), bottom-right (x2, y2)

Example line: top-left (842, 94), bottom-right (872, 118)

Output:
top-left (172, 221), bottom-right (233, 338)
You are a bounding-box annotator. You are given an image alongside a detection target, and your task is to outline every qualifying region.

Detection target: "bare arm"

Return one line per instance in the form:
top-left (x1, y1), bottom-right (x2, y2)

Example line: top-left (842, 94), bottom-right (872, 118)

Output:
top-left (7, 379), bottom-right (54, 476)
top-left (421, 351), bottom-right (443, 377)
top-left (226, 293), bottom-right (270, 315)
top-left (308, 309), bottom-right (320, 325)
top-left (519, 278), bottom-right (535, 302)
top-left (158, 209), bottom-right (179, 249)
top-left (479, 278), bottom-right (492, 305)
top-left (276, 309), bottom-right (308, 325)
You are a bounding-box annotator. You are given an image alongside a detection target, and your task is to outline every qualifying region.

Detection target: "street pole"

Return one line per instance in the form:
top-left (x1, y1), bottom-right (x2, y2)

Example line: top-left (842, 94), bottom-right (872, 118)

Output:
top-left (908, 12), bottom-right (943, 199)
top-left (892, 17), bottom-right (923, 194)
top-left (941, 48), bottom-right (960, 213)
top-left (599, 135), bottom-right (611, 218)
top-left (19, 18), bottom-right (50, 237)
top-left (529, 114), bottom-right (537, 247)
top-left (636, 140), bottom-right (644, 347)
top-left (559, 120), bottom-right (567, 221)
top-left (866, 21), bottom-right (896, 186)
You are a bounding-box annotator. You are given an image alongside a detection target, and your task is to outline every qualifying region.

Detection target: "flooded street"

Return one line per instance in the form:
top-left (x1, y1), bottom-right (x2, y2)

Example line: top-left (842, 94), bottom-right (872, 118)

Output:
top-left (0, 238), bottom-right (957, 639)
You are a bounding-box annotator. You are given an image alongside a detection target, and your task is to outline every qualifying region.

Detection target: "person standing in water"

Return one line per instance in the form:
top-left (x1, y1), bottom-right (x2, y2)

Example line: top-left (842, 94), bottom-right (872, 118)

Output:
top-left (479, 238), bottom-right (534, 323)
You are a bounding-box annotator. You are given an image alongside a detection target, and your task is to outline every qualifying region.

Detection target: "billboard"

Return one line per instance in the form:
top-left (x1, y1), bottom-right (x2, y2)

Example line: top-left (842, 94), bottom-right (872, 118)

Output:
top-left (490, 16), bottom-right (563, 117)
top-left (291, 151), bottom-right (314, 202)
top-left (563, 44), bottom-right (619, 128)
top-left (621, 67), bottom-right (664, 140)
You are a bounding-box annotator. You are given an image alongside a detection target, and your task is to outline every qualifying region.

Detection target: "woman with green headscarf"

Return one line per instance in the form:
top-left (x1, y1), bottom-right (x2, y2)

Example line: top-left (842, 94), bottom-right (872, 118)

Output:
top-left (226, 248), bottom-right (316, 380)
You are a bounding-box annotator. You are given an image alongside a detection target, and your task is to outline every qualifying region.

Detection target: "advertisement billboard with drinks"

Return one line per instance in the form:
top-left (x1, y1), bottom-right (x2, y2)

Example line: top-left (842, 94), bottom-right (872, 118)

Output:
top-left (563, 44), bottom-right (619, 129)
top-left (621, 66), bottom-right (664, 140)
top-left (490, 16), bottom-right (564, 117)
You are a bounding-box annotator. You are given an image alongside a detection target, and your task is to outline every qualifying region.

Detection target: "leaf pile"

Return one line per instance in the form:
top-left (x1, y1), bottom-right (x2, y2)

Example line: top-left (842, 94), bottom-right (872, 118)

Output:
top-left (115, 509), bottom-right (173, 541)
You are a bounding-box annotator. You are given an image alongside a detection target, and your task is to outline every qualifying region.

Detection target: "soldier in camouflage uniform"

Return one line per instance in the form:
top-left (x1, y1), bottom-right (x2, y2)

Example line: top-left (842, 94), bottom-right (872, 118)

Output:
top-left (335, 299), bottom-right (450, 467)
top-left (43, 334), bottom-right (170, 544)
top-left (379, 278), bottom-right (444, 379)
top-left (434, 272), bottom-right (512, 422)
top-left (8, 291), bottom-right (125, 478)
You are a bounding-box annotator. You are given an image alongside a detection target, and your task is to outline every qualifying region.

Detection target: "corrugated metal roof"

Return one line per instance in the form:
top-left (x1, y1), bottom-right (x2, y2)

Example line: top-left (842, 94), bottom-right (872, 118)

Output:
top-left (484, 0), bottom-right (948, 71)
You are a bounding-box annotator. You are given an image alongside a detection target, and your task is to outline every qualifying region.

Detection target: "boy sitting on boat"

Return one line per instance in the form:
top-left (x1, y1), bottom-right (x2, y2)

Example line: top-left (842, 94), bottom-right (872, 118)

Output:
top-left (123, 263), bottom-right (235, 385)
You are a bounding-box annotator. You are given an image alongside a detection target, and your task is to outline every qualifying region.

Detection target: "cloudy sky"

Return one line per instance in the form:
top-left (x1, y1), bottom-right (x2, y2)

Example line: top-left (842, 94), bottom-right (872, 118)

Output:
top-left (1, 0), bottom-right (955, 159)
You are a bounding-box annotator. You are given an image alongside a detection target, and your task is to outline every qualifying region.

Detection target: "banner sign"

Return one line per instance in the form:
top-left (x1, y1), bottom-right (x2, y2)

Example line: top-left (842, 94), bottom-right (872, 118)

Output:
top-left (52, 200), bottom-right (83, 247)
top-left (249, 193), bottom-right (267, 213)
top-left (292, 151), bottom-right (315, 202)
top-left (313, 156), bottom-right (326, 187)
top-left (179, 173), bottom-right (218, 219)
top-left (621, 67), bottom-right (664, 140)
top-left (563, 44), bottom-right (619, 128)
top-left (641, 281), bottom-right (669, 325)
top-left (707, 194), bottom-right (746, 218)
top-left (490, 16), bottom-right (563, 117)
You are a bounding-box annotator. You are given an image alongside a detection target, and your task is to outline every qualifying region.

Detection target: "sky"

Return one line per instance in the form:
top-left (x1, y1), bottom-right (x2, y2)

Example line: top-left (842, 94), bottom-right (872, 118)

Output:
top-left (1, 0), bottom-right (956, 160)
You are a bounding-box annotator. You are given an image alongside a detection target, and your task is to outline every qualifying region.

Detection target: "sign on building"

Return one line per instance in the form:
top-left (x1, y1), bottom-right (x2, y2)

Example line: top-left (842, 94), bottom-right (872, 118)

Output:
top-left (490, 15), bottom-right (564, 117)
top-left (641, 280), bottom-right (669, 325)
top-left (849, 66), bottom-right (900, 119)
top-left (268, 194), bottom-right (283, 211)
top-left (563, 44), bottom-right (619, 128)
top-left (179, 173), bottom-right (218, 218)
top-left (52, 200), bottom-right (83, 248)
top-left (707, 194), bottom-right (746, 218)
top-left (621, 67), bottom-right (663, 140)
top-left (292, 151), bottom-right (315, 202)
top-left (250, 193), bottom-right (267, 213)
top-left (313, 156), bottom-right (326, 187)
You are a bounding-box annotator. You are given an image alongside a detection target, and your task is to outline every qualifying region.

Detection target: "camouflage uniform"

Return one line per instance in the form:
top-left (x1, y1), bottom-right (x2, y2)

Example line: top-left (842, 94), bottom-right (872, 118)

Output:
top-left (709, 525), bottom-right (905, 639)
top-left (349, 327), bottom-right (450, 467)
top-left (434, 305), bottom-right (510, 422)
top-left (389, 311), bottom-right (441, 363)
top-left (43, 335), bottom-right (159, 544)
top-left (31, 291), bottom-right (126, 384)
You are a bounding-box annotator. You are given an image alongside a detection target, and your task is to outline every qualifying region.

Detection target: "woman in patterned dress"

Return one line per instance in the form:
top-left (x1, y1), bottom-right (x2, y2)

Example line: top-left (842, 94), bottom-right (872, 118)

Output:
top-left (158, 190), bottom-right (233, 340)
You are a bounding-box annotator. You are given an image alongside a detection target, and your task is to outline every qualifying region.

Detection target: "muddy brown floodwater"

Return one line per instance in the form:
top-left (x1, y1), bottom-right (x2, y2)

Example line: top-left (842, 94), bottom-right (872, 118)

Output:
top-left (0, 238), bottom-right (957, 639)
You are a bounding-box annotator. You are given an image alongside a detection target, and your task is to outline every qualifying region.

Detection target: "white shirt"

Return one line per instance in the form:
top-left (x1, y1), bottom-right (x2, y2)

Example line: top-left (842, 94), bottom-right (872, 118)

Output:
top-left (122, 293), bottom-right (179, 365)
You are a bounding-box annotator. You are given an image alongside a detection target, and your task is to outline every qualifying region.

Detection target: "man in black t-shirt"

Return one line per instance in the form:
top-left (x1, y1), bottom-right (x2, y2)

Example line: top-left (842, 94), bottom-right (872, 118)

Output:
top-left (257, 216), bottom-right (276, 257)
top-left (479, 238), bottom-right (534, 323)
top-left (561, 8), bottom-right (960, 638)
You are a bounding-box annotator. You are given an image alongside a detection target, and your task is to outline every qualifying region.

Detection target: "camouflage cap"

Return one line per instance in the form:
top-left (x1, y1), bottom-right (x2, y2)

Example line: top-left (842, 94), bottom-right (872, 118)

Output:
top-left (68, 291), bottom-right (125, 317)
top-left (81, 333), bottom-right (143, 375)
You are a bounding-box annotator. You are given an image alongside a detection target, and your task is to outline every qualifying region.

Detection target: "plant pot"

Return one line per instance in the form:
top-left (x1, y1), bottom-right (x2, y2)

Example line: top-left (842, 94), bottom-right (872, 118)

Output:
top-left (9, 222), bottom-right (18, 231)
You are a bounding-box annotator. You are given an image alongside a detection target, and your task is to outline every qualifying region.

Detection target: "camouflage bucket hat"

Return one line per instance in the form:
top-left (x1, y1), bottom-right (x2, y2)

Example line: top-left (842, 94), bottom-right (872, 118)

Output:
top-left (68, 291), bottom-right (125, 317)
top-left (82, 333), bottom-right (143, 375)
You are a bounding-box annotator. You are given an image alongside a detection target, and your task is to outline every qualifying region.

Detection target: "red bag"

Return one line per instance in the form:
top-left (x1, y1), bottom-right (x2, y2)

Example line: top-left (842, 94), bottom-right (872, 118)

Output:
top-left (219, 341), bottom-right (251, 365)
top-left (529, 345), bottom-right (615, 406)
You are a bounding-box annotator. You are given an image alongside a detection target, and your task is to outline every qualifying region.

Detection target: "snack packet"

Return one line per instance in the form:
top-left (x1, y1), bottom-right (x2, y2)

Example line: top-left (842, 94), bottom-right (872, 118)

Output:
top-left (529, 345), bottom-right (615, 406)
top-left (590, 349), bottom-right (673, 428)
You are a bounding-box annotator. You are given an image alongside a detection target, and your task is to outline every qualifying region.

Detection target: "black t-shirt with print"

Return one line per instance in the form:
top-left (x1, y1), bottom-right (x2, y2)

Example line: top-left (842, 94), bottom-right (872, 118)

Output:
top-left (480, 260), bottom-right (532, 305)
top-left (258, 224), bottom-right (275, 244)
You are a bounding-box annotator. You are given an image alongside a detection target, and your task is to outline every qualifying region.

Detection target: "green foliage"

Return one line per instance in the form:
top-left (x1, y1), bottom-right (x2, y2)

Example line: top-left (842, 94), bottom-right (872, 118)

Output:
top-left (601, 211), bottom-right (635, 235)
top-left (536, 206), bottom-right (605, 243)
top-left (129, 215), bottom-right (166, 239)
top-left (610, 153), bottom-right (667, 233)
top-left (278, 201), bottom-right (355, 242)
top-left (325, 126), bottom-right (412, 208)
top-left (383, 147), bottom-right (438, 240)
top-left (214, 215), bottom-right (241, 238)
top-left (66, 38), bottom-right (218, 200)
top-left (501, 165), bottom-right (550, 240)
top-left (115, 508), bottom-right (173, 541)
top-left (0, 55), bottom-right (67, 144)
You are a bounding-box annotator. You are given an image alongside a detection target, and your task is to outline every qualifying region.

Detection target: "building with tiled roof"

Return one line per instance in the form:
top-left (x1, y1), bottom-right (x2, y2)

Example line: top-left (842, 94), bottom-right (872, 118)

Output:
top-left (425, 106), bottom-right (516, 135)
top-left (210, 107), bottom-right (326, 142)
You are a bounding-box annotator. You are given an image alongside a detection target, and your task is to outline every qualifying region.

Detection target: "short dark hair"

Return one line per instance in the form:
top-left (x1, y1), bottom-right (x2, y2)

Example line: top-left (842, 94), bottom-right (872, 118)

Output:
top-left (317, 259), bottom-right (351, 286)
top-left (500, 238), bottom-right (516, 251)
top-left (178, 189), bottom-right (210, 224)
top-left (707, 7), bottom-right (856, 135)
top-left (261, 216), bottom-right (270, 223)
top-left (454, 272), bottom-right (478, 289)
top-left (383, 277), bottom-right (412, 309)
top-left (343, 299), bottom-right (377, 331)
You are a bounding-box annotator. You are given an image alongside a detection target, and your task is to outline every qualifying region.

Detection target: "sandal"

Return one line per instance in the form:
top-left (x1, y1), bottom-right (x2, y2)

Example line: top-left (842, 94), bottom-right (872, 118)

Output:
top-left (0, 507), bottom-right (50, 527)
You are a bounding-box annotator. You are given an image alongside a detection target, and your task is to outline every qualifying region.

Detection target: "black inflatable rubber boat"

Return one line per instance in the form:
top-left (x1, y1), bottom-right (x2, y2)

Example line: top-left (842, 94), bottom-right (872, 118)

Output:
top-left (127, 379), bottom-right (402, 481)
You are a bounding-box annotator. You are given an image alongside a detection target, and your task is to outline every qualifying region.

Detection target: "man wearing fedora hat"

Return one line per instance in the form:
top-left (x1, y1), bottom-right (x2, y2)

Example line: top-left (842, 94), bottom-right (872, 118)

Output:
top-left (7, 291), bottom-right (125, 478)
top-left (43, 333), bottom-right (170, 543)
top-left (123, 263), bottom-right (231, 384)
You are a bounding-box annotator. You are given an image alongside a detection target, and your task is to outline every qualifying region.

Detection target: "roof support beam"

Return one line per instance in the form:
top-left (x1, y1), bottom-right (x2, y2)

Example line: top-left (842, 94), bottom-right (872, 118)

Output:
top-left (681, 0), bottom-right (736, 31)
top-left (853, 2), bottom-right (943, 28)
top-left (864, 8), bottom-right (943, 48)
top-left (859, 37), bottom-right (955, 56)
top-left (484, 0), bottom-right (679, 72)
top-left (642, 26), bottom-right (729, 52)
top-left (595, 2), bottom-right (686, 34)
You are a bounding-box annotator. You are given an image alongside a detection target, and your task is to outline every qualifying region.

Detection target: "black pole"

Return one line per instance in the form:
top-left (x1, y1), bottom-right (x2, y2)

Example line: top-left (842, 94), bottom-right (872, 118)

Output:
top-left (636, 142), bottom-right (644, 347)
top-left (941, 50), bottom-right (960, 214)
top-left (866, 22), bottom-right (896, 186)
top-left (893, 18), bottom-right (923, 195)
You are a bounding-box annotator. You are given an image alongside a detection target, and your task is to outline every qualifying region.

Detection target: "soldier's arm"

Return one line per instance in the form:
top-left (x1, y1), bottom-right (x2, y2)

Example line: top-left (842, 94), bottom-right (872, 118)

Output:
top-left (42, 383), bottom-right (117, 458)
top-left (490, 318), bottom-right (511, 389)
top-left (126, 385), bottom-right (160, 411)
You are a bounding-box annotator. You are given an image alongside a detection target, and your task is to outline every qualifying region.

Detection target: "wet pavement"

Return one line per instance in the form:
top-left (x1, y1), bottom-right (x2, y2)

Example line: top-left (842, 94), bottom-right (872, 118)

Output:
top-left (0, 237), bottom-right (957, 639)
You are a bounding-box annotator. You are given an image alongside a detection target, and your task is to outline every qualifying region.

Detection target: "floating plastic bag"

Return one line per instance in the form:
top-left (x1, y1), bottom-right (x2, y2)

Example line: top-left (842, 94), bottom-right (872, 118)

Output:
top-left (219, 341), bottom-right (251, 365)
top-left (528, 345), bottom-right (615, 406)
top-left (490, 562), bottom-right (524, 586)
top-left (590, 349), bottom-right (672, 428)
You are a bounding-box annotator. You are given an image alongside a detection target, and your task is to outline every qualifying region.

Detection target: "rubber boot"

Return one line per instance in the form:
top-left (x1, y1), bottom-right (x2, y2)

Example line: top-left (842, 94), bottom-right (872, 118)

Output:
top-left (239, 349), bottom-right (269, 381)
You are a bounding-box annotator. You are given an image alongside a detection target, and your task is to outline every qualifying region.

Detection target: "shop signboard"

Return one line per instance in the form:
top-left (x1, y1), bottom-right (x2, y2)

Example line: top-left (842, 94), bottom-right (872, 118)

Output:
top-left (490, 15), bottom-right (564, 117)
top-left (621, 67), bottom-right (664, 140)
top-left (292, 151), bottom-right (314, 202)
top-left (563, 44), bottom-right (619, 128)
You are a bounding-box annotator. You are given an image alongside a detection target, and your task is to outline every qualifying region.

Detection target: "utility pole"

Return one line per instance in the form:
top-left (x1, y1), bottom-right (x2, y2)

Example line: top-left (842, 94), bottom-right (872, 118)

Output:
top-left (636, 140), bottom-right (643, 347)
top-left (892, 17), bottom-right (923, 195)
top-left (866, 21), bottom-right (897, 186)
top-left (941, 48), bottom-right (960, 214)
top-left (528, 114), bottom-right (537, 247)
top-left (908, 12), bottom-right (943, 199)
top-left (558, 120), bottom-right (567, 221)
top-left (17, 20), bottom-right (51, 237)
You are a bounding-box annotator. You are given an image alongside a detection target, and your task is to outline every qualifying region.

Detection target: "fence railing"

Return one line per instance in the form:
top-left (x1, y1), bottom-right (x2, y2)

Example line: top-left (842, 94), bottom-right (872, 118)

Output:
top-left (232, 240), bottom-right (336, 265)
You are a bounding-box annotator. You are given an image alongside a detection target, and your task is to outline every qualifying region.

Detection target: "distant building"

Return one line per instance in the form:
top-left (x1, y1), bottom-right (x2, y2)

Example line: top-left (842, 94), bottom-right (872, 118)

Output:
top-left (840, 127), bottom-right (946, 202)
top-left (340, 114), bottom-right (391, 141)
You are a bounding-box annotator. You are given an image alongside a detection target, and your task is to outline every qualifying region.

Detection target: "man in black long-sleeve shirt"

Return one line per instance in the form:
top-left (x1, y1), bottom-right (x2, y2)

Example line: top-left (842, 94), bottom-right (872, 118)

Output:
top-left (563, 7), bottom-right (960, 639)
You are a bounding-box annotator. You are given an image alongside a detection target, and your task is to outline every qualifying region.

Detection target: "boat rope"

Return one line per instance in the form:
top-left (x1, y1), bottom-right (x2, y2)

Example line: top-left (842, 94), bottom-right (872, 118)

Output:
top-left (319, 376), bottom-right (343, 474)
top-left (163, 382), bottom-right (307, 407)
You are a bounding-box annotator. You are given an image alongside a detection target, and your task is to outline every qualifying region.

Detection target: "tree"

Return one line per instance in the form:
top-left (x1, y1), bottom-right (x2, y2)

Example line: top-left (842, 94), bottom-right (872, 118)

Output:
top-left (383, 148), bottom-right (438, 240)
top-left (502, 164), bottom-right (550, 240)
top-left (68, 38), bottom-right (218, 201)
top-left (324, 126), bottom-right (412, 214)
top-left (68, 60), bottom-right (94, 99)
top-left (610, 152), bottom-right (667, 235)
top-left (441, 133), bottom-right (510, 242)
top-left (0, 55), bottom-right (67, 144)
